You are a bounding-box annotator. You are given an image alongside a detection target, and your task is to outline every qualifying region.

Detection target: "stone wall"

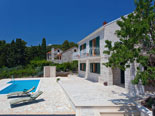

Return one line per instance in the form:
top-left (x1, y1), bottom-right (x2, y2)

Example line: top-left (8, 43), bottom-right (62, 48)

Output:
top-left (44, 66), bottom-right (56, 77)
top-left (62, 47), bottom-right (78, 63)
top-left (112, 68), bottom-right (121, 85)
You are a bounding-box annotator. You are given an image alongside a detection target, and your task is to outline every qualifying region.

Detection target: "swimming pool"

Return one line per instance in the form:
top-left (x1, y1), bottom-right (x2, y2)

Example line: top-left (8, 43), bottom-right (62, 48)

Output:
top-left (0, 80), bottom-right (40, 94)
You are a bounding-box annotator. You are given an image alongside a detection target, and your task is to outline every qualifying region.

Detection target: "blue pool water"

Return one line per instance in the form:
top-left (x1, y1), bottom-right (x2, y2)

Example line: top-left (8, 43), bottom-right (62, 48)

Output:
top-left (0, 80), bottom-right (40, 94)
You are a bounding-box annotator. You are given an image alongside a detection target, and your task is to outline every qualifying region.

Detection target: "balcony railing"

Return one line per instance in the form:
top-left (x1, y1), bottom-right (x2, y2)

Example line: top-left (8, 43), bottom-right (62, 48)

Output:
top-left (80, 49), bottom-right (88, 58)
top-left (89, 48), bottom-right (100, 56)
top-left (72, 48), bottom-right (100, 60)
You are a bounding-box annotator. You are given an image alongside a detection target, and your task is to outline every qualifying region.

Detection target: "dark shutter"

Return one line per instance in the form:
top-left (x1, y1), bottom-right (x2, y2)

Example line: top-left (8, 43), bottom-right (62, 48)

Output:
top-left (84, 43), bottom-right (86, 49)
top-left (90, 63), bottom-right (93, 72)
top-left (80, 45), bottom-right (82, 51)
top-left (84, 63), bottom-right (86, 71)
top-left (96, 36), bottom-right (100, 48)
top-left (97, 63), bottom-right (100, 74)
top-left (89, 40), bottom-right (92, 55)
top-left (80, 63), bottom-right (82, 70)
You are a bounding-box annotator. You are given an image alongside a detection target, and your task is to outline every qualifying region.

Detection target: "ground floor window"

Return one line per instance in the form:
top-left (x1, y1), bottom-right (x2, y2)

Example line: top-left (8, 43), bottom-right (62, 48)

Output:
top-left (80, 63), bottom-right (86, 71)
top-left (90, 63), bottom-right (100, 74)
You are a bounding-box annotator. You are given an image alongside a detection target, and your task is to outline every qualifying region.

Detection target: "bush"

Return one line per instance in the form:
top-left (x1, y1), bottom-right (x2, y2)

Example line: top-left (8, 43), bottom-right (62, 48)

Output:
top-left (56, 61), bottom-right (78, 72)
top-left (0, 60), bottom-right (78, 79)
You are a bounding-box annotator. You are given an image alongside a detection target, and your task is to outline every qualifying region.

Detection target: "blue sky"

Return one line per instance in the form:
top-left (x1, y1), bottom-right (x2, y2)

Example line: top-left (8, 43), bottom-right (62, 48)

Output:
top-left (0, 0), bottom-right (135, 46)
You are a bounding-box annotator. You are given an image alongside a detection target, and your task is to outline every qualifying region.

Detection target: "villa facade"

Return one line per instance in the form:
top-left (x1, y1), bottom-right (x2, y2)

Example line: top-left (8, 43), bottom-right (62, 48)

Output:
top-left (73, 17), bottom-right (145, 96)
top-left (47, 47), bottom-right (77, 64)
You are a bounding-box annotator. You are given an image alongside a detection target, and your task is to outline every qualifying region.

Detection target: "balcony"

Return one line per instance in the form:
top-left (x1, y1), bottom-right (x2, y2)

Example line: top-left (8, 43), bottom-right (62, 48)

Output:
top-left (72, 48), bottom-right (100, 60)
top-left (89, 47), bottom-right (100, 56)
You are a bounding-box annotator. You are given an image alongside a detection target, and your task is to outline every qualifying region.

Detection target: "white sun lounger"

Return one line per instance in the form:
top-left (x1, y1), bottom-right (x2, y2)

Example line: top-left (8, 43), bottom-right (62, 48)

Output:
top-left (7, 86), bottom-right (35, 98)
top-left (10, 90), bottom-right (43, 105)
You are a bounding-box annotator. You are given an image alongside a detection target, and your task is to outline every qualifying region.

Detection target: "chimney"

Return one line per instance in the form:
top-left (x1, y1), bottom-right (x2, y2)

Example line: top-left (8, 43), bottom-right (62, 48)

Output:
top-left (103, 21), bottom-right (107, 26)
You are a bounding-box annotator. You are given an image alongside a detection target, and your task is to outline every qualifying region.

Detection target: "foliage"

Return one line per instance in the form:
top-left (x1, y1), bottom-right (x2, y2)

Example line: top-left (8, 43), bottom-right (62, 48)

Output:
top-left (103, 0), bottom-right (155, 85)
top-left (56, 78), bottom-right (60, 82)
top-left (141, 96), bottom-right (155, 110)
top-left (56, 61), bottom-right (78, 72)
top-left (41, 38), bottom-right (46, 59)
top-left (62, 40), bottom-right (70, 51)
top-left (47, 40), bottom-right (77, 52)
top-left (30, 59), bottom-right (54, 70)
top-left (0, 66), bottom-right (37, 78)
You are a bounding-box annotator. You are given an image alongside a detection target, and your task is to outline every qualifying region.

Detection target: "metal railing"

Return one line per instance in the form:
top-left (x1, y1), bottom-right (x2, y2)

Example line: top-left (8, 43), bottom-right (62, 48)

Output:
top-left (72, 48), bottom-right (100, 60)
top-left (89, 47), bottom-right (100, 56)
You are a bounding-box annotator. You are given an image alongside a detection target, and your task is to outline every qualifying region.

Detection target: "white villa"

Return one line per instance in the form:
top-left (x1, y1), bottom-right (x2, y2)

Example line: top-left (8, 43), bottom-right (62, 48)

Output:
top-left (47, 47), bottom-right (77, 64)
top-left (73, 16), bottom-right (145, 96)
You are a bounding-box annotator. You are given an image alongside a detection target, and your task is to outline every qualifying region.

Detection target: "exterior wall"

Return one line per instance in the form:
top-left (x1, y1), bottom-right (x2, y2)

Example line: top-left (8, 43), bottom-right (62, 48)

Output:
top-left (62, 47), bottom-right (77, 63)
top-left (112, 68), bottom-right (121, 85)
top-left (87, 58), bottom-right (101, 82)
top-left (77, 21), bottom-right (121, 84)
top-left (78, 60), bottom-right (86, 78)
top-left (77, 15), bottom-right (145, 96)
top-left (99, 21), bottom-right (121, 85)
top-left (125, 62), bottom-right (145, 96)
top-left (44, 66), bottom-right (56, 77)
top-left (100, 56), bottom-right (113, 85)
top-left (78, 27), bottom-right (104, 57)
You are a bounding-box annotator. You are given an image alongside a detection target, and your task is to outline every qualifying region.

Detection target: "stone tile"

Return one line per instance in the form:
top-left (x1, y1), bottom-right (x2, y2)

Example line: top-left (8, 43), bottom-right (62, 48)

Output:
top-left (0, 78), bottom-right (74, 114)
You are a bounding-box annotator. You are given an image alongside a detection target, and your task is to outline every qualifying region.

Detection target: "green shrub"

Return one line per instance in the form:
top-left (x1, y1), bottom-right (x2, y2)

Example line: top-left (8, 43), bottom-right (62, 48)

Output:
top-left (56, 78), bottom-right (60, 82)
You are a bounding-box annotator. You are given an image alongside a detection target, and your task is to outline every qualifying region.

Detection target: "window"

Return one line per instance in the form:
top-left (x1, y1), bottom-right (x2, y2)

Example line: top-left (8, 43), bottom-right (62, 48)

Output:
top-left (74, 49), bottom-right (77, 52)
top-left (89, 36), bottom-right (100, 56)
top-left (58, 50), bottom-right (60, 52)
top-left (80, 43), bottom-right (86, 51)
top-left (90, 63), bottom-right (100, 74)
top-left (80, 63), bottom-right (86, 71)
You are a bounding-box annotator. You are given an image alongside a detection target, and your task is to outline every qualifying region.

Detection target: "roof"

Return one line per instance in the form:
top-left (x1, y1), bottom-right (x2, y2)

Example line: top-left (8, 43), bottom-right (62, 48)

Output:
top-left (78, 13), bottom-right (130, 44)
top-left (47, 51), bottom-right (51, 54)
top-left (61, 46), bottom-right (77, 54)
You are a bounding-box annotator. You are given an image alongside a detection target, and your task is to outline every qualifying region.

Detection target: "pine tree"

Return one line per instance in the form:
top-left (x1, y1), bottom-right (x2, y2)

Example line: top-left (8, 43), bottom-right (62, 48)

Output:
top-left (41, 38), bottom-right (46, 59)
top-left (62, 40), bottom-right (70, 51)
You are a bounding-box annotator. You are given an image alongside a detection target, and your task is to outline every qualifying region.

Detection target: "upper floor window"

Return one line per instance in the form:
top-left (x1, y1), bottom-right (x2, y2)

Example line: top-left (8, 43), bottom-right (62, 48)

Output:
top-left (89, 36), bottom-right (100, 56)
top-left (89, 36), bottom-right (100, 48)
top-left (80, 43), bottom-right (86, 51)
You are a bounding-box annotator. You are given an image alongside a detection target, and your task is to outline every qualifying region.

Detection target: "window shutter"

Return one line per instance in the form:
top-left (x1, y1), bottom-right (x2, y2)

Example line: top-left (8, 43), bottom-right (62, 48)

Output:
top-left (90, 63), bottom-right (93, 72)
top-left (84, 43), bottom-right (86, 49)
top-left (89, 40), bottom-right (92, 55)
top-left (80, 63), bottom-right (82, 70)
top-left (97, 63), bottom-right (100, 74)
top-left (80, 45), bottom-right (82, 51)
top-left (89, 40), bottom-right (92, 48)
top-left (96, 36), bottom-right (100, 48)
top-left (84, 63), bottom-right (86, 71)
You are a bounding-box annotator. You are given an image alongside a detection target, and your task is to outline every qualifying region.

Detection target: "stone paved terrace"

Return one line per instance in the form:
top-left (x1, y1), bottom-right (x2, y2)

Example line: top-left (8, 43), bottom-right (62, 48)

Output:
top-left (58, 76), bottom-right (139, 116)
top-left (0, 78), bottom-right (75, 115)
top-left (59, 77), bottom-right (133, 107)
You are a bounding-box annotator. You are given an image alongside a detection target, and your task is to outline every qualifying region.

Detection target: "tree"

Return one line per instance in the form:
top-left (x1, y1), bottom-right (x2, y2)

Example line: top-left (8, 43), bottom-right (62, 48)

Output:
top-left (62, 40), bottom-right (70, 51)
top-left (41, 38), bottom-right (46, 59)
top-left (69, 42), bottom-right (78, 48)
top-left (103, 0), bottom-right (155, 85)
top-left (15, 38), bottom-right (27, 66)
top-left (7, 40), bottom-right (16, 67)
top-left (0, 40), bottom-right (7, 67)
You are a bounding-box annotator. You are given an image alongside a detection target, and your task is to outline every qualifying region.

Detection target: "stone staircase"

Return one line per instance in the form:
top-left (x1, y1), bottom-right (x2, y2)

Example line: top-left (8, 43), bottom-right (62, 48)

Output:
top-left (76, 106), bottom-right (140, 116)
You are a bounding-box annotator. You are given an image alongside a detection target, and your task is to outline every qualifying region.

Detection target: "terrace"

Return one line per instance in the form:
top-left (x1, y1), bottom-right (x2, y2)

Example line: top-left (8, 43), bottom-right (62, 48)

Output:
top-left (0, 78), bottom-right (75, 115)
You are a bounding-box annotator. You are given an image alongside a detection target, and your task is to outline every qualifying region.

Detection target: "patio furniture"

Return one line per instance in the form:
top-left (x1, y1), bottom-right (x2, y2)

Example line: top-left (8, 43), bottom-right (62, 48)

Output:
top-left (10, 90), bottom-right (43, 105)
top-left (7, 86), bottom-right (35, 98)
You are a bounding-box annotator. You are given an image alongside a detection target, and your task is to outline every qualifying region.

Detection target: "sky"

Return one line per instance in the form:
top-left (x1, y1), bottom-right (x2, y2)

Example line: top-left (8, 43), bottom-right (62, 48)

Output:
top-left (0, 0), bottom-right (135, 46)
